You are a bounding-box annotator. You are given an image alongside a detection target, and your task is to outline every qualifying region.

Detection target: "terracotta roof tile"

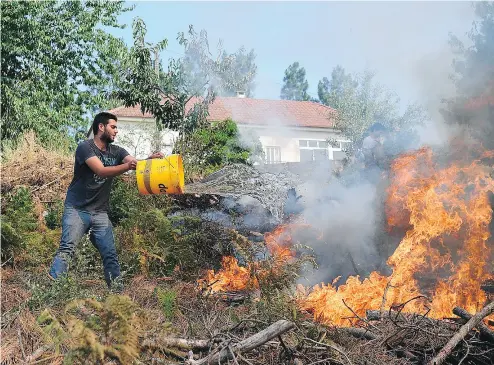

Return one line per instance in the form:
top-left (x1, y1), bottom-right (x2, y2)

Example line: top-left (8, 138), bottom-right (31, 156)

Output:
top-left (109, 97), bottom-right (336, 128)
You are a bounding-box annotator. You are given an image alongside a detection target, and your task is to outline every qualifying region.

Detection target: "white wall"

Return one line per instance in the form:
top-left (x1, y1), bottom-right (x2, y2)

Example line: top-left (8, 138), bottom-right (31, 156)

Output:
top-left (116, 117), bottom-right (347, 162)
top-left (237, 124), bottom-right (347, 163)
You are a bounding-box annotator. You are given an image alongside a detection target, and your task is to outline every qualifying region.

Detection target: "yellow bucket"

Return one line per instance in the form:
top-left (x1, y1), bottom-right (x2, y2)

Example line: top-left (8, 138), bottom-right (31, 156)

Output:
top-left (136, 154), bottom-right (185, 195)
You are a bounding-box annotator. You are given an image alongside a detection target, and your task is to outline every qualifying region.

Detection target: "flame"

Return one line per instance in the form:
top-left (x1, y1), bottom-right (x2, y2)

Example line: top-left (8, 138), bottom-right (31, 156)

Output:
top-left (200, 224), bottom-right (306, 292)
top-left (200, 147), bottom-right (493, 326)
top-left (300, 147), bottom-right (494, 326)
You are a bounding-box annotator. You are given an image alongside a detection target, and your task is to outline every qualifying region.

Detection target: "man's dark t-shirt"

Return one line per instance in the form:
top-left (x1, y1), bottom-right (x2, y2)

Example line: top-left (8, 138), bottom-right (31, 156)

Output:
top-left (65, 139), bottom-right (129, 212)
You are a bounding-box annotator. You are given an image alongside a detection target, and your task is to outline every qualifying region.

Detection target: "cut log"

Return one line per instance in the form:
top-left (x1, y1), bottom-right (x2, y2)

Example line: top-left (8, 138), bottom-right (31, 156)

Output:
top-left (428, 301), bottom-right (494, 365)
top-left (452, 306), bottom-right (494, 343)
top-left (186, 320), bottom-right (295, 365)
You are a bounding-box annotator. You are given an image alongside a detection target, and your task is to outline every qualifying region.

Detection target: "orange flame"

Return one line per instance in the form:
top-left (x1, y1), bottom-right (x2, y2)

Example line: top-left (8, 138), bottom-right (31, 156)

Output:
top-left (200, 224), bottom-right (307, 292)
top-left (200, 148), bottom-right (493, 326)
top-left (300, 147), bottom-right (494, 326)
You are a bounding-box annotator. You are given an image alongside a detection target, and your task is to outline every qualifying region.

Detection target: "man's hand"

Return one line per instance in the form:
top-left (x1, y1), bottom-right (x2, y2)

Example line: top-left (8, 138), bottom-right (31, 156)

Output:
top-left (127, 158), bottom-right (137, 170)
top-left (148, 152), bottom-right (164, 159)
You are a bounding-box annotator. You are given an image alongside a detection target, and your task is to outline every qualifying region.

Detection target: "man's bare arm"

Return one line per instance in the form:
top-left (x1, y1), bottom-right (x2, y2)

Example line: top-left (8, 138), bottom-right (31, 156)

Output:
top-left (123, 152), bottom-right (165, 163)
top-left (86, 156), bottom-right (137, 178)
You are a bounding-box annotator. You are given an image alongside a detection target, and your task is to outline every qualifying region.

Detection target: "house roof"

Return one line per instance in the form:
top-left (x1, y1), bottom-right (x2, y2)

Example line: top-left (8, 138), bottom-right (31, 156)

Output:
top-left (109, 97), bottom-right (336, 129)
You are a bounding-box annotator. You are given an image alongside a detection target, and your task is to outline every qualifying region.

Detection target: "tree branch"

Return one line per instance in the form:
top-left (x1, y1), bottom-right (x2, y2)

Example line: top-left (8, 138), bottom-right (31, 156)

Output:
top-left (428, 301), bottom-right (494, 365)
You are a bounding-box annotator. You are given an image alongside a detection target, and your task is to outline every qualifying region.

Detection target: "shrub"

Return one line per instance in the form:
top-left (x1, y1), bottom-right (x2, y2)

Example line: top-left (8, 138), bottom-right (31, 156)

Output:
top-left (1, 187), bottom-right (39, 262)
top-left (36, 295), bottom-right (143, 365)
top-left (109, 176), bottom-right (144, 225)
top-left (116, 210), bottom-right (235, 279)
top-left (44, 199), bottom-right (64, 229)
top-left (109, 175), bottom-right (172, 225)
top-left (156, 287), bottom-right (177, 321)
top-left (174, 119), bottom-right (264, 181)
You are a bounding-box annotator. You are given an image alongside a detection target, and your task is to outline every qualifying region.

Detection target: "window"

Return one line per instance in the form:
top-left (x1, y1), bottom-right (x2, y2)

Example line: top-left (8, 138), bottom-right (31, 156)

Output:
top-left (331, 140), bottom-right (351, 151)
top-left (299, 139), bottom-right (329, 162)
top-left (264, 146), bottom-right (281, 164)
top-left (299, 140), bottom-right (328, 149)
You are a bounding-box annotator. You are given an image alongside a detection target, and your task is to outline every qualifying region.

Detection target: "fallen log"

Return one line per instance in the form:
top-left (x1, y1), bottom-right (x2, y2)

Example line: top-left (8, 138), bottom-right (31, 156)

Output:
top-left (428, 301), bottom-right (494, 365)
top-left (340, 327), bottom-right (377, 341)
top-left (142, 337), bottom-right (212, 350)
top-left (366, 309), bottom-right (459, 330)
top-left (186, 320), bottom-right (295, 365)
top-left (452, 306), bottom-right (494, 343)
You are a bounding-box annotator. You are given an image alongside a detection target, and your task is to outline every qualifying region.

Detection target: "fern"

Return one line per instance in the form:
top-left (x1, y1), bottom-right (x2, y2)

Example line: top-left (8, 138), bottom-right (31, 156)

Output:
top-left (37, 309), bottom-right (67, 353)
top-left (61, 295), bottom-right (143, 364)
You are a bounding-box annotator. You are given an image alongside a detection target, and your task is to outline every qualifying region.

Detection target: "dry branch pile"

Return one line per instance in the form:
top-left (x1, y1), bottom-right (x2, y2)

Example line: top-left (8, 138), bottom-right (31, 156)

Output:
top-left (139, 298), bottom-right (494, 365)
top-left (185, 164), bottom-right (300, 221)
top-left (1, 132), bottom-right (73, 204)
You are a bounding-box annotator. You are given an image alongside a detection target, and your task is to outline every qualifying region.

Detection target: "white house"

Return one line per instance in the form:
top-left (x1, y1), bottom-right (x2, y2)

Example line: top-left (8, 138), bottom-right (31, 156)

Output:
top-left (108, 95), bottom-right (349, 163)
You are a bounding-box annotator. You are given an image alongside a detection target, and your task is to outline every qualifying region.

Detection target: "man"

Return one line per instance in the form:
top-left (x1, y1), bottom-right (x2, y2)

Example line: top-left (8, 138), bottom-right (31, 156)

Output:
top-left (48, 112), bottom-right (163, 288)
top-left (361, 122), bottom-right (387, 184)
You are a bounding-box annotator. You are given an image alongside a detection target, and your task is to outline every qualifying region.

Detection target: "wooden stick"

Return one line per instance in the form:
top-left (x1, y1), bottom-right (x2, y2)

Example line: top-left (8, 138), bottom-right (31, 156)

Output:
top-left (17, 327), bottom-right (26, 361)
top-left (187, 320), bottom-right (295, 365)
top-left (452, 306), bottom-right (494, 343)
top-left (428, 301), bottom-right (494, 365)
top-left (31, 173), bottom-right (69, 193)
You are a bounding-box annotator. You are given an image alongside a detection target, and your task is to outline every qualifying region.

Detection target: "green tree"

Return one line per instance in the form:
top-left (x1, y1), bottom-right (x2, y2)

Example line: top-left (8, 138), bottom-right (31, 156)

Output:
top-left (441, 2), bottom-right (494, 148)
top-left (318, 66), bottom-right (426, 152)
top-left (317, 65), bottom-right (357, 106)
top-left (280, 62), bottom-right (310, 101)
top-left (0, 0), bottom-right (131, 145)
top-left (215, 46), bottom-right (257, 97)
top-left (115, 21), bottom-right (216, 137)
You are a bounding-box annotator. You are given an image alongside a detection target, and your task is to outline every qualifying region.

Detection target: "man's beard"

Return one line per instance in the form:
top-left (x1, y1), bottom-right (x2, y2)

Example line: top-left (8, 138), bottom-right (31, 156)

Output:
top-left (102, 130), bottom-right (114, 144)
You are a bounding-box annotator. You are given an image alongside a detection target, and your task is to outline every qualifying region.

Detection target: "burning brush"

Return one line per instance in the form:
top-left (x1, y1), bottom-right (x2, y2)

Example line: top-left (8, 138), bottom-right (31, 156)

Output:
top-left (200, 146), bottom-right (494, 329)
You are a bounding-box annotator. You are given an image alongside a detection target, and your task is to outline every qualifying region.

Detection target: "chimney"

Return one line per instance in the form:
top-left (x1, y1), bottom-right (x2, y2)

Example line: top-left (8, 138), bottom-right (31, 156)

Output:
top-left (236, 91), bottom-right (246, 98)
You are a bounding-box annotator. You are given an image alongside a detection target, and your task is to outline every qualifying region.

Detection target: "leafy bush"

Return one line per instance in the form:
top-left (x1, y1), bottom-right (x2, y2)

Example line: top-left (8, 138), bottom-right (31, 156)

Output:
top-left (116, 209), bottom-right (234, 279)
top-left (109, 176), bottom-right (145, 225)
top-left (109, 175), bottom-right (172, 225)
top-left (28, 273), bottom-right (88, 311)
top-left (175, 119), bottom-right (264, 181)
top-left (1, 187), bottom-right (39, 262)
top-left (156, 287), bottom-right (177, 321)
top-left (44, 199), bottom-right (64, 229)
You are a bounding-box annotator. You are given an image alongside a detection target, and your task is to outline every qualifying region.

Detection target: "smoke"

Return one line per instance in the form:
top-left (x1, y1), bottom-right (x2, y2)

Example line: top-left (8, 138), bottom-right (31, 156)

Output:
top-left (295, 175), bottom-right (385, 285)
top-left (410, 46), bottom-right (461, 148)
top-left (185, 3), bottom-right (490, 289)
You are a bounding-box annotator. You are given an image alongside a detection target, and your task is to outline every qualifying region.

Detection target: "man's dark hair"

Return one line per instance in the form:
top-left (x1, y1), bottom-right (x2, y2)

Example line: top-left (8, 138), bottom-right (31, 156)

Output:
top-left (369, 122), bottom-right (386, 133)
top-left (92, 112), bottom-right (118, 136)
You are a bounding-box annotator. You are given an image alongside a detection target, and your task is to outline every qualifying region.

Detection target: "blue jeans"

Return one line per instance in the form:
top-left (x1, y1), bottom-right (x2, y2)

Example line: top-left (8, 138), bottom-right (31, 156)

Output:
top-left (49, 205), bottom-right (121, 287)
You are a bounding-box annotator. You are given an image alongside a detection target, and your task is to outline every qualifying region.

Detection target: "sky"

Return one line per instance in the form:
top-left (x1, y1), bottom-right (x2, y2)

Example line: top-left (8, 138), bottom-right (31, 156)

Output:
top-left (109, 1), bottom-right (477, 109)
